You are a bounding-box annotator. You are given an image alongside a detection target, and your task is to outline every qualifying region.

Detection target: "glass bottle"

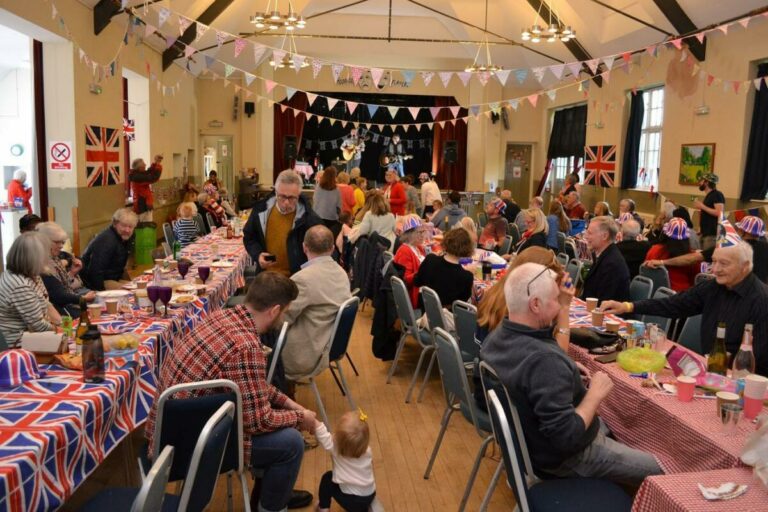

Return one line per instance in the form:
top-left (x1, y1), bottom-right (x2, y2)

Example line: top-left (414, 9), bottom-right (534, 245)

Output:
top-left (75, 297), bottom-right (91, 356)
top-left (732, 323), bottom-right (756, 379)
top-left (81, 326), bottom-right (105, 383)
top-left (172, 240), bottom-right (181, 260)
top-left (707, 322), bottom-right (728, 375)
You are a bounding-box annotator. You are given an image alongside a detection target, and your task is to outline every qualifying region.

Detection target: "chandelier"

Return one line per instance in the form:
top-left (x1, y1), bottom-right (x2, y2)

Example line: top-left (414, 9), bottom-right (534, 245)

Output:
top-left (250, 0), bottom-right (306, 31)
top-left (269, 33), bottom-right (310, 69)
top-left (465, 0), bottom-right (502, 74)
top-left (521, 0), bottom-right (576, 43)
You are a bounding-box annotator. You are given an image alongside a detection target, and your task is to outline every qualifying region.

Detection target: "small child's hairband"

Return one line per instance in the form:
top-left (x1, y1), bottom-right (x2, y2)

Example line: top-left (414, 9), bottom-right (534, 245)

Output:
top-left (358, 408), bottom-right (368, 422)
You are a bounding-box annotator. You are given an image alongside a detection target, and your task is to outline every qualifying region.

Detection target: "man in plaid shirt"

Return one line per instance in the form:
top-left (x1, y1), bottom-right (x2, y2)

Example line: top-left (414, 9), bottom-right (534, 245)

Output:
top-left (147, 271), bottom-right (318, 511)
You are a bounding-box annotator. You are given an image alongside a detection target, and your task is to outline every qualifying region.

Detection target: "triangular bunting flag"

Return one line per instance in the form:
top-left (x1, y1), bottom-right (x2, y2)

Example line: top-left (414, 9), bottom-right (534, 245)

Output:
top-left (495, 69), bottom-right (511, 86)
top-left (527, 94), bottom-right (539, 108)
top-left (204, 55), bottom-right (214, 69)
top-left (387, 106), bottom-right (399, 118)
top-left (585, 59), bottom-right (599, 74)
top-left (707, 74), bottom-right (715, 86)
top-left (732, 81), bottom-right (741, 94)
top-left (646, 45), bottom-right (658, 58)
top-left (439, 72), bottom-right (453, 87)
top-left (294, 109), bottom-right (303, 118)
top-left (272, 50), bottom-right (286, 65)
top-left (224, 64), bottom-right (234, 78)
top-left (429, 107), bottom-right (441, 120)
top-left (280, 104), bottom-right (288, 113)
top-left (286, 88), bottom-right (297, 100)
top-left (292, 55), bottom-right (305, 72)
top-left (306, 93), bottom-right (317, 106)
top-left (532, 67), bottom-right (546, 83)
top-left (370, 68), bottom-right (385, 86)
top-left (438, 121), bottom-right (445, 129)
top-left (234, 38), bottom-right (247, 58)
top-left (367, 104), bottom-right (379, 117)
top-left (670, 39), bottom-right (683, 50)
top-left (158, 8), bottom-right (170, 27)
top-left (755, 78), bottom-right (763, 91)
top-left (244, 73), bottom-right (255, 86)
top-left (253, 46), bottom-right (267, 66)
top-left (477, 72), bottom-right (490, 86)
top-left (216, 30), bottom-right (227, 47)
top-left (696, 32), bottom-right (705, 44)
top-left (409, 107), bottom-right (420, 120)
top-left (509, 99), bottom-right (519, 111)
top-left (265, 80), bottom-right (277, 94)
top-left (402, 70), bottom-right (415, 84)
top-left (165, 36), bottom-right (176, 49)
top-left (567, 62), bottom-right (582, 78)
top-left (603, 70), bottom-right (611, 83)
top-left (145, 24), bottom-right (156, 38)
top-left (515, 69), bottom-right (528, 84)
top-left (602, 56), bottom-right (615, 71)
top-left (351, 67), bottom-right (364, 85)
top-left (449, 106), bottom-right (460, 118)
top-left (179, 16), bottom-right (192, 36)
top-left (347, 101), bottom-right (359, 114)
top-left (457, 72), bottom-right (471, 86)
top-left (421, 71), bottom-right (434, 86)
top-left (470, 105), bottom-right (480, 117)
top-left (622, 52), bottom-right (632, 65)
top-left (223, 80), bottom-right (230, 88)
top-left (184, 45), bottom-right (196, 58)
top-left (331, 64), bottom-right (343, 83)
top-left (719, 24), bottom-right (729, 35)
top-left (327, 98), bottom-right (339, 111)
top-left (546, 90), bottom-right (556, 101)
top-left (549, 64), bottom-right (565, 79)
top-left (739, 18), bottom-right (750, 29)
top-left (195, 22), bottom-right (208, 41)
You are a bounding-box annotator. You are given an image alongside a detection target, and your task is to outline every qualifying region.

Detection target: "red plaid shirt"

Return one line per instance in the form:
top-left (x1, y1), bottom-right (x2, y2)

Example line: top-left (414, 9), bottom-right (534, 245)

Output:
top-left (146, 305), bottom-right (302, 462)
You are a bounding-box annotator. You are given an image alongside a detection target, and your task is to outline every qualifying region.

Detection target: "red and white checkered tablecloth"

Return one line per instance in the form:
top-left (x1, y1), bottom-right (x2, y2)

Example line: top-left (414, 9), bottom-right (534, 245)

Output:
top-left (633, 468), bottom-right (768, 512)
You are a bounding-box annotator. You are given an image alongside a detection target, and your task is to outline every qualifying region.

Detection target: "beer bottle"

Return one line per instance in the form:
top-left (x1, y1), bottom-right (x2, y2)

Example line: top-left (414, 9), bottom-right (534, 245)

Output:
top-left (81, 326), bottom-right (105, 383)
top-left (75, 297), bottom-right (92, 356)
top-left (707, 322), bottom-right (728, 375)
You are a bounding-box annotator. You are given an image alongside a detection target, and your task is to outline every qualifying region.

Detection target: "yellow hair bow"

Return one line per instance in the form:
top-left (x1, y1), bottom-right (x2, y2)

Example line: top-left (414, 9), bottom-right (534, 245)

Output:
top-left (358, 408), bottom-right (368, 422)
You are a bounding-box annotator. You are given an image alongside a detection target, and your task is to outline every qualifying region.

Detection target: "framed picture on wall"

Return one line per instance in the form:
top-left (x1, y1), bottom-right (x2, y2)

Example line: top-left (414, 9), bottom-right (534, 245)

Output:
top-left (679, 143), bottom-right (716, 186)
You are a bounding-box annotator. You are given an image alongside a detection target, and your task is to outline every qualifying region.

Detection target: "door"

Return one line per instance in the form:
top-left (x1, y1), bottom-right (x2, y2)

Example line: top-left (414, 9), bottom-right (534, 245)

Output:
top-left (504, 143), bottom-right (532, 203)
top-left (200, 135), bottom-right (233, 194)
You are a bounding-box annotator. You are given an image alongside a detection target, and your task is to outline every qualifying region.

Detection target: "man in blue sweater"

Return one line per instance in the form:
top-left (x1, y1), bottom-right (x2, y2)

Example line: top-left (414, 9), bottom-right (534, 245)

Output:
top-left (481, 262), bottom-right (661, 486)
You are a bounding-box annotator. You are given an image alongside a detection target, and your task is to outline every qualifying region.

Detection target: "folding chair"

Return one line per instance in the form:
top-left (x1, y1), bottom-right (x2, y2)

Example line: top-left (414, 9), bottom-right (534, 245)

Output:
top-left (498, 235), bottom-right (513, 256)
top-left (555, 252), bottom-right (569, 268)
top-left (695, 272), bottom-right (714, 286)
top-left (641, 286), bottom-right (676, 335)
top-left (639, 265), bottom-right (671, 295)
top-left (556, 231), bottom-right (567, 254)
top-left (163, 222), bottom-right (175, 247)
top-left (452, 300), bottom-right (480, 364)
top-left (206, 212), bottom-right (217, 230)
top-left (266, 322), bottom-right (288, 385)
top-left (193, 213), bottom-right (207, 235)
top-left (565, 259), bottom-right (583, 287)
top-left (629, 275), bottom-right (653, 302)
top-left (477, 212), bottom-right (488, 228)
top-left (507, 222), bottom-right (521, 246)
top-left (162, 242), bottom-right (172, 258)
top-left (677, 315), bottom-right (703, 354)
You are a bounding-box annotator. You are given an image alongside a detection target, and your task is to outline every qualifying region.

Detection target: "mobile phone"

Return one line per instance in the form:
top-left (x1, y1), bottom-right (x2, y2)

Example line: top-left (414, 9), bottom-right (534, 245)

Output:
top-left (264, 254), bottom-right (277, 262)
top-left (595, 352), bottom-right (618, 364)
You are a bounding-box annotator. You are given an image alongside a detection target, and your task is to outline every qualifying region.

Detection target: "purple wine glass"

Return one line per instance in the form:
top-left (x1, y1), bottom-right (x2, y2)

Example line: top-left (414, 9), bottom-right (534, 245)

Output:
top-left (146, 286), bottom-right (160, 316)
top-left (178, 260), bottom-right (191, 280)
top-left (197, 266), bottom-right (211, 285)
top-left (158, 286), bottom-right (173, 317)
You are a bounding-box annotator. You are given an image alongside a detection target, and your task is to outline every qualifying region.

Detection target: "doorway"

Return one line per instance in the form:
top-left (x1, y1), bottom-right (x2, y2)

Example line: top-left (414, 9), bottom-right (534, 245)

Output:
top-left (504, 143), bottom-right (533, 203)
top-left (201, 135), bottom-right (233, 195)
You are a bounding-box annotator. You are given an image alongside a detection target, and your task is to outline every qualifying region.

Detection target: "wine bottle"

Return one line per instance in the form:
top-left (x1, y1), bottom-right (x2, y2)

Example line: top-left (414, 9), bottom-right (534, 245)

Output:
top-left (732, 324), bottom-right (756, 379)
top-left (81, 326), bottom-right (105, 383)
top-left (75, 297), bottom-right (91, 356)
top-left (707, 322), bottom-right (728, 376)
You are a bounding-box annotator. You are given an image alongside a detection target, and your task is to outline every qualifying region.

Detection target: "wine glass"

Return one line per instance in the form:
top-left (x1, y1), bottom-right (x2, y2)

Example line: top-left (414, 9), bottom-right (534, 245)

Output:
top-left (158, 286), bottom-right (173, 317)
top-left (178, 260), bottom-right (191, 280)
top-left (197, 266), bottom-right (211, 285)
top-left (146, 286), bottom-right (160, 316)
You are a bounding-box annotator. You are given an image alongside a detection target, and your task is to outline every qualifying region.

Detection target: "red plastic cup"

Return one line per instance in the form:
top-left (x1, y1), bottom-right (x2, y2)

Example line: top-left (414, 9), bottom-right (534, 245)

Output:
top-left (744, 396), bottom-right (764, 420)
top-left (676, 376), bottom-right (696, 402)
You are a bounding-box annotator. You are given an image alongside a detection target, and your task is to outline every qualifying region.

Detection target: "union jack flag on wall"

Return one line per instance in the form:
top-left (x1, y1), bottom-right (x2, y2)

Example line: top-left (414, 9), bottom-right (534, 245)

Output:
top-left (583, 145), bottom-right (616, 188)
top-left (122, 118), bottom-right (135, 142)
top-left (85, 125), bottom-right (121, 187)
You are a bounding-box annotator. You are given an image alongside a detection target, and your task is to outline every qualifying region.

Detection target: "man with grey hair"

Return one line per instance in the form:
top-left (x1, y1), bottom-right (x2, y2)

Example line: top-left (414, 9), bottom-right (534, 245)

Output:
top-left (244, 169), bottom-right (321, 276)
top-left (81, 208), bottom-right (138, 290)
top-left (481, 263), bottom-right (661, 486)
top-left (616, 219), bottom-right (650, 278)
top-left (603, 241), bottom-right (768, 376)
top-left (499, 189), bottom-right (521, 225)
top-left (281, 225), bottom-right (352, 382)
top-left (128, 155), bottom-right (162, 221)
top-left (581, 216), bottom-right (630, 303)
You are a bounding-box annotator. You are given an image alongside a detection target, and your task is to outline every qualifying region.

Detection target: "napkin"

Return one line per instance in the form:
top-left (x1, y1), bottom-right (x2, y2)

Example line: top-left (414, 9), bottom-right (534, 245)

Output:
top-left (698, 482), bottom-right (748, 501)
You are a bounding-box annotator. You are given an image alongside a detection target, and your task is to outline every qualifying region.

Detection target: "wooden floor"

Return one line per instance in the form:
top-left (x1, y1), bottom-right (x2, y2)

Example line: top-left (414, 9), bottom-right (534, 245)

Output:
top-left (65, 304), bottom-right (517, 511)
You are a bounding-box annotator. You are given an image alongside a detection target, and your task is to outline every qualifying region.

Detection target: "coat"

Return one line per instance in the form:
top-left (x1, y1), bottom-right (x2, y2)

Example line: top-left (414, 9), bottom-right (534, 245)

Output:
top-left (282, 256), bottom-right (352, 380)
top-left (129, 164), bottom-right (162, 214)
top-left (580, 243), bottom-right (631, 303)
top-left (81, 225), bottom-right (133, 290)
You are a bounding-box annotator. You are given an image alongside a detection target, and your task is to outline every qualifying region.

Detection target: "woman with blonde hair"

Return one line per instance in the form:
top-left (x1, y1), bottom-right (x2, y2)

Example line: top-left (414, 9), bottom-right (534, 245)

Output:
top-left (174, 202), bottom-right (201, 246)
top-left (515, 208), bottom-right (549, 253)
top-left (456, 216), bottom-right (478, 246)
top-left (349, 192), bottom-right (396, 248)
top-left (546, 199), bottom-right (571, 251)
top-left (586, 201), bottom-right (613, 220)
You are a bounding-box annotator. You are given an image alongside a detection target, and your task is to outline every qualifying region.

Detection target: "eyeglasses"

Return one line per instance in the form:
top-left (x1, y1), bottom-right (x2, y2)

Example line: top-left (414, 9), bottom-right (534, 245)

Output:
top-left (527, 267), bottom-right (554, 296)
top-left (277, 194), bottom-right (299, 202)
top-left (53, 240), bottom-right (67, 245)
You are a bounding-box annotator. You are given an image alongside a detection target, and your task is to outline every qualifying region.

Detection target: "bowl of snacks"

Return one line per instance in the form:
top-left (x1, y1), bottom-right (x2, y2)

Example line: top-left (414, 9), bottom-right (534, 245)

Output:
top-left (103, 333), bottom-right (140, 354)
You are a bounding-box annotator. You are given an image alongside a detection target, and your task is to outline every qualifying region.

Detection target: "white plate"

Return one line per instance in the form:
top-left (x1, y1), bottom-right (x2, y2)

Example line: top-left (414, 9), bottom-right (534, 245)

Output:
top-left (96, 290), bottom-right (132, 299)
top-left (211, 261), bottom-right (234, 268)
top-left (170, 294), bottom-right (197, 306)
top-left (121, 282), bottom-right (137, 290)
top-left (175, 284), bottom-right (197, 293)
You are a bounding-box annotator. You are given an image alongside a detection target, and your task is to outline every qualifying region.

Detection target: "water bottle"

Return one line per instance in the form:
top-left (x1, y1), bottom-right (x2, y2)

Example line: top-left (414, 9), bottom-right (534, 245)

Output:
top-left (81, 326), bottom-right (105, 383)
top-left (172, 240), bottom-right (181, 260)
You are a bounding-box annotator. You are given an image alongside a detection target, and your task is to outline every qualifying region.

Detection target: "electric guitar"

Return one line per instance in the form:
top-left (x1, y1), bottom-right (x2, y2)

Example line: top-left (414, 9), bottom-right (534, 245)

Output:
top-left (379, 153), bottom-right (414, 168)
top-left (341, 135), bottom-right (370, 161)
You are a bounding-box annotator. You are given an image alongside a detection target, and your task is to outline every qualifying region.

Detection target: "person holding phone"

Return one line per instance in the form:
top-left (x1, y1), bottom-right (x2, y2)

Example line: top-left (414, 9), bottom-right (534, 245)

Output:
top-left (244, 170), bottom-right (321, 276)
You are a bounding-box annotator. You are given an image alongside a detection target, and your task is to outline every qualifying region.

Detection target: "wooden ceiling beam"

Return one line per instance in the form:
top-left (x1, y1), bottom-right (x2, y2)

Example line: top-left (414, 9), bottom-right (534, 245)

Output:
top-left (652, 0), bottom-right (706, 61)
top-left (163, 0), bottom-right (235, 70)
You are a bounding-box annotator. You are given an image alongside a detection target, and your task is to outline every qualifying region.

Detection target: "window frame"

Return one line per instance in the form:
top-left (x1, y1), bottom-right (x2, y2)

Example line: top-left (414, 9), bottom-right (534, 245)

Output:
top-left (635, 86), bottom-right (665, 191)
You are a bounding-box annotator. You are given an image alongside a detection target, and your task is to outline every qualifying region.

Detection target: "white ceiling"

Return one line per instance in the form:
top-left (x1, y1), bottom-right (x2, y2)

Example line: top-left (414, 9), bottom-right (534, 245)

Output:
top-left (93, 1), bottom-right (768, 71)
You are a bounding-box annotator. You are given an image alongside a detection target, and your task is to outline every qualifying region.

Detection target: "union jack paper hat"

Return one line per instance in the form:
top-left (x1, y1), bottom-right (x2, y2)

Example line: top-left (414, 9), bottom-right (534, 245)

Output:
top-left (716, 214), bottom-right (742, 248)
top-left (401, 215), bottom-right (423, 233)
top-left (617, 212), bottom-right (634, 225)
top-left (0, 349), bottom-right (46, 388)
top-left (489, 198), bottom-right (507, 214)
top-left (735, 216), bottom-right (765, 238)
top-left (662, 218), bottom-right (690, 240)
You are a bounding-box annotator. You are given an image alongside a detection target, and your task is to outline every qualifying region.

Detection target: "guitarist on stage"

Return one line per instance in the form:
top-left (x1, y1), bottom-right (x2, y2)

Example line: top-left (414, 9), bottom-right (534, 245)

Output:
top-left (386, 134), bottom-right (406, 177)
top-left (340, 128), bottom-right (365, 173)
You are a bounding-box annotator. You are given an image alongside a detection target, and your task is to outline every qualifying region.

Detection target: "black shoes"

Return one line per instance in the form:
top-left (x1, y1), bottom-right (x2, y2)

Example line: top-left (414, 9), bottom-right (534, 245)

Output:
top-left (287, 489), bottom-right (313, 509)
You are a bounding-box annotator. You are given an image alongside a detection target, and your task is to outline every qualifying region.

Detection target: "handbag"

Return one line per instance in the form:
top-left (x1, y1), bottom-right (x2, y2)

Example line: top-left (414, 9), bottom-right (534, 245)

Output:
top-left (570, 327), bottom-right (620, 350)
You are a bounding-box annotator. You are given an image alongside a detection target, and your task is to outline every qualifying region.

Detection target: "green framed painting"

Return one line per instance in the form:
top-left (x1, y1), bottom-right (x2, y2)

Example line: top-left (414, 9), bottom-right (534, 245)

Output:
top-left (679, 143), bottom-right (716, 186)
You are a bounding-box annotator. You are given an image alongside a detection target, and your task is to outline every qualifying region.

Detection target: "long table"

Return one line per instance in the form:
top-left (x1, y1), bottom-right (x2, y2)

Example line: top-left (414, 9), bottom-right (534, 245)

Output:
top-left (0, 229), bottom-right (249, 511)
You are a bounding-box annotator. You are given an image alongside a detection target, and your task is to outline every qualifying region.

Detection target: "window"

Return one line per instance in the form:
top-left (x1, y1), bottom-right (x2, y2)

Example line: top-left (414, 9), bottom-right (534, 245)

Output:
top-left (547, 156), bottom-right (582, 188)
top-left (545, 103), bottom-right (587, 190)
top-left (636, 87), bottom-right (664, 191)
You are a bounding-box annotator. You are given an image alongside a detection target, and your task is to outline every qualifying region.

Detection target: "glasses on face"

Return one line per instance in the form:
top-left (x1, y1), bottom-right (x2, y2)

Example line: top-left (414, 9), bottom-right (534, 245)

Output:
top-left (53, 240), bottom-right (67, 245)
top-left (527, 267), bottom-right (554, 296)
top-left (277, 194), bottom-right (299, 202)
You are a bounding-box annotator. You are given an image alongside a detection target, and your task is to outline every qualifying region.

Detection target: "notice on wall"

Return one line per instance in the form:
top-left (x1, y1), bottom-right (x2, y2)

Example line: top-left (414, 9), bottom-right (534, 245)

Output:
top-left (49, 141), bottom-right (73, 172)
top-left (512, 166), bottom-right (522, 178)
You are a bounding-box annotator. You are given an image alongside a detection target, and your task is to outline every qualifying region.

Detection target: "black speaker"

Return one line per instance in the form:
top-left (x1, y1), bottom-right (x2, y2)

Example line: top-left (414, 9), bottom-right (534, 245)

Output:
top-left (283, 135), bottom-right (297, 160)
top-left (244, 101), bottom-right (255, 117)
top-left (443, 140), bottom-right (458, 164)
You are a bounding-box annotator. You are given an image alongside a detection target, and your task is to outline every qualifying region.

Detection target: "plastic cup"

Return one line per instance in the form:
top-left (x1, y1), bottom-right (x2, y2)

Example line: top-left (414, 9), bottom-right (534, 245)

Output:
top-left (87, 303), bottom-right (102, 320)
top-left (586, 297), bottom-right (598, 312)
top-left (716, 391), bottom-right (740, 417)
top-left (743, 375), bottom-right (768, 419)
top-left (105, 299), bottom-right (118, 315)
top-left (676, 376), bottom-right (696, 402)
top-left (592, 310), bottom-right (604, 327)
top-left (605, 320), bottom-right (620, 333)
top-left (720, 403), bottom-right (743, 433)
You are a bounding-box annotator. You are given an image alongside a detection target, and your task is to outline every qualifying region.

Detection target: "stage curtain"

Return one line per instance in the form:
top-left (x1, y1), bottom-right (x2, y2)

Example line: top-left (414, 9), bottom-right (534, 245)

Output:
top-left (273, 92), bottom-right (309, 181)
top-left (536, 104), bottom-right (587, 195)
top-left (741, 63), bottom-right (768, 201)
top-left (621, 90), bottom-right (644, 190)
top-left (432, 97), bottom-right (467, 191)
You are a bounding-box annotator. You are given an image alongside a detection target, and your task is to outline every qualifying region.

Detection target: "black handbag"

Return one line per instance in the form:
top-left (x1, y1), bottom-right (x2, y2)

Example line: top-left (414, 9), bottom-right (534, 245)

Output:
top-left (570, 327), bottom-right (620, 350)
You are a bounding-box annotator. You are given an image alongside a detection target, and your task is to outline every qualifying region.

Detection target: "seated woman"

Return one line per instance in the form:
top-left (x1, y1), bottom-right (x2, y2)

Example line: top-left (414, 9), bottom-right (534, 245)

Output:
top-left (197, 191), bottom-right (228, 228)
top-left (546, 200), bottom-right (571, 252)
top-left (349, 192), bottom-right (396, 249)
top-left (585, 201), bottom-right (613, 221)
top-left (414, 227), bottom-right (475, 310)
top-left (426, 199), bottom-right (443, 223)
top-left (174, 202), bottom-right (202, 246)
top-left (516, 208), bottom-right (550, 254)
top-left (456, 216), bottom-right (479, 247)
top-left (37, 222), bottom-right (96, 317)
top-left (393, 215), bottom-right (428, 308)
top-left (0, 232), bottom-right (61, 348)
top-left (644, 217), bottom-right (698, 292)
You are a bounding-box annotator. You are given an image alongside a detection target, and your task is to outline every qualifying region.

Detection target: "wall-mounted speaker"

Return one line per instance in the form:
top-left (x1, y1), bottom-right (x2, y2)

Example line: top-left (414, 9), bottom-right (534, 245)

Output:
top-left (244, 101), bottom-right (255, 117)
top-left (283, 135), bottom-right (298, 160)
top-left (443, 140), bottom-right (458, 164)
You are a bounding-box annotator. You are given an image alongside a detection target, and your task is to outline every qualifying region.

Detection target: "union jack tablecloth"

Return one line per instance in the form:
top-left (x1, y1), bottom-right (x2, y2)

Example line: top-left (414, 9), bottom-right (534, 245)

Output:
top-left (632, 468), bottom-right (768, 512)
top-left (0, 231), bottom-right (249, 511)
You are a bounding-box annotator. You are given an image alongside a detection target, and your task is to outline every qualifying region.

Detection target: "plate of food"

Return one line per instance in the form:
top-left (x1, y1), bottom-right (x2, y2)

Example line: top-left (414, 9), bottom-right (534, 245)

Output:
top-left (96, 290), bottom-right (132, 300)
top-left (211, 261), bottom-right (235, 268)
top-left (175, 284), bottom-right (197, 294)
top-left (121, 282), bottom-right (138, 290)
top-left (170, 294), bottom-right (197, 306)
top-left (53, 353), bottom-right (82, 370)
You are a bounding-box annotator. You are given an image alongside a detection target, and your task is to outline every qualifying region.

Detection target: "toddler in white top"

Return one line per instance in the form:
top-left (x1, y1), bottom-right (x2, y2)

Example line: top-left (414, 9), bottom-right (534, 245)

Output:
top-left (315, 410), bottom-right (376, 512)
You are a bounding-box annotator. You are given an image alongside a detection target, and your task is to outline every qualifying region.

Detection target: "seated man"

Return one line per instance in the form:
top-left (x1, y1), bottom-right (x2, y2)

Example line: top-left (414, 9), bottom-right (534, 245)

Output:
top-left (430, 190), bottom-right (466, 231)
top-left (616, 219), bottom-right (650, 279)
top-left (618, 198), bottom-right (645, 231)
top-left (147, 271), bottom-right (317, 511)
top-left (581, 216), bottom-right (630, 303)
top-left (603, 241), bottom-right (768, 375)
top-left (81, 208), bottom-right (137, 290)
top-left (481, 263), bottom-right (661, 486)
top-left (563, 191), bottom-right (587, 220)
top-left (282, 225), bottom-right (353, 381)
top-left (479, 198), bottom-right (509, 250)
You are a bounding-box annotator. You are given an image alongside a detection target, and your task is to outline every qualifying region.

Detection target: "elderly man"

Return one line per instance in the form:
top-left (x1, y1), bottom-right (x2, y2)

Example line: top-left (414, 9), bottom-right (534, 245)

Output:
top-left (618, 199), bottom-right (645, 231)
top-left (128, 156), bottom-right (162, 222)
top-left (419, 173), bottom-right (441, 219)
top-left (479, 198), bottom-right (509, 250)
top-left (341, 128), bottom-right (365, 173)
top-left (282, 225), bottom-right (352, 381)
top-left (692, 173), bottom-right (724, 251)
top-left (580, 216), bottom-right (630, 303)
top-left (564, 191), bottom-right (587, 220)
top-left (481, 262), bottom-right (661, 486)
top-left (244, 170), bottom-right (321, 276)
top-left (81, 208), bottom-right (137, 290)
top-left (499, 189), bottom-right (521, 226)
top-left (616, 219), bottom-right (650, 279)
top-left (515, 196), bottom-right (543, 234)
top-left (603, 241), bottom-right (768, 375)
top-left (147, 271), bottom-right (317, 511)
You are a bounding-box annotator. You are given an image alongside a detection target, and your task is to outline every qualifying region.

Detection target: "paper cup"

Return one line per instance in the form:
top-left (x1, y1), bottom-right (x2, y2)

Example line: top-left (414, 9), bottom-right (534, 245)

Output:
top-left (591, 310), bottom-right (604, 327)
top-left (105, 299), bottom-right (118, 315)
top-left (586, 297), bottom-right (598, 312)
top-left (676, 376), bottom-right (696, 402)
top-left (744, 374), bottom-right (768, 399)
top-left (136, 280), bottom-right (148, 289)
top-left (87, 304), bottom-right (102, 320)
top-left (605, 320), bottom-right (620, 333)
top-left (169, 260), bottom-right (178, 271)
top-left (716, 391), bottom-right (740, 417)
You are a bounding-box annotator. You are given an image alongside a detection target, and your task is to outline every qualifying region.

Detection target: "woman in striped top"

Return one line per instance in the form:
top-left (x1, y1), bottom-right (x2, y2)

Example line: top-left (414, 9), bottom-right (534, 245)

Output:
top-left (173, 202), bottom-right (201, 247)
top-left (0, 232), bottom-right (60, 347)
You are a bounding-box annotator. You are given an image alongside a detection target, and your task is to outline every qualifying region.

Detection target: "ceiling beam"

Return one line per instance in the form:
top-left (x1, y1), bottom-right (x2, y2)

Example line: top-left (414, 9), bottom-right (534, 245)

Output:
top-left (651, 0), bottom-right (706, 61)
top-left (525, 0), bottom-right (602, 86)
top-left (93, 0), bottom-right (122, 36)
top-left (163, 0), bottom-right (235, 70)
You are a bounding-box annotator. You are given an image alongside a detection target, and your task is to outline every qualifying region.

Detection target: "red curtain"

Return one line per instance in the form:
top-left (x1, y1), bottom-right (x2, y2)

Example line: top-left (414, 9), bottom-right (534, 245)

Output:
top-left (432, 97), bottom-right (467, 191)
top-left (273, 92), bottom-right (309, 181)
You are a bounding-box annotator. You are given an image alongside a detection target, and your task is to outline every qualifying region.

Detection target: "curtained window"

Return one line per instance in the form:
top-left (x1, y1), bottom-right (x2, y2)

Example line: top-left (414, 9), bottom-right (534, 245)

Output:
top-left (740, 63), bottom-right (768, 201)
top-left (621, 90), bottom-right (645, 190)
top-left (636, 87), bottom-right (664, 191)
top-left (537, 104), bottom-right (586, 195)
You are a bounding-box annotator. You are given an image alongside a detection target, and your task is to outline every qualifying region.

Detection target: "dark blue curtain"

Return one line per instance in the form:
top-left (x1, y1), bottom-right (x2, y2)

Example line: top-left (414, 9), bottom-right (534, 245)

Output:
top-left (740, 63), bottom-right (768, 201)
top-left (621, 90), bottom-right (644, 190)
top-left (546, 104), bottom-right (587, 159)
